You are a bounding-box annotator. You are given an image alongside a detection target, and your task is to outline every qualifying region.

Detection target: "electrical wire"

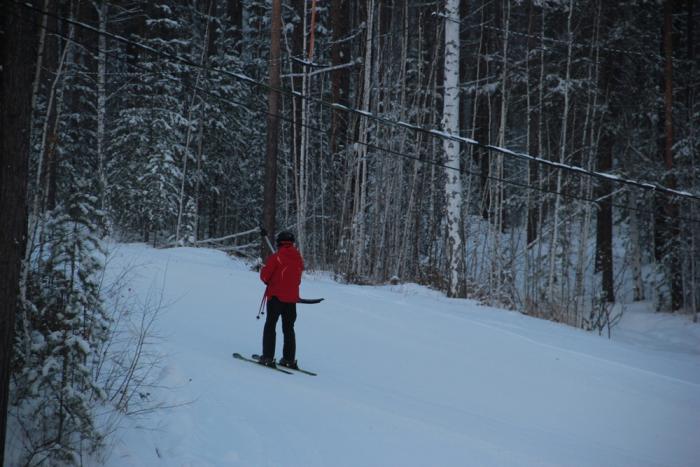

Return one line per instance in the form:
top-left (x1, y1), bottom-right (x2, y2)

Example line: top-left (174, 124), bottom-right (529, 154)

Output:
top-left (12, 1), bottom-right (700, 227)
top-left (16, 0), bottom-right (699, 204)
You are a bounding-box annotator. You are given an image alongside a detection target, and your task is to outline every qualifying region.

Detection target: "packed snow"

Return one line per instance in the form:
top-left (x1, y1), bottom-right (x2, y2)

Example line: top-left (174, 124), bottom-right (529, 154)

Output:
top-left (102, 244), bottom-right (700, 467)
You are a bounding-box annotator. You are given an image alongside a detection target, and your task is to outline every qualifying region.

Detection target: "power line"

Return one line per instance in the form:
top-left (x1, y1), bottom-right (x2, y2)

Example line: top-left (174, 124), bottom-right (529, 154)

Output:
top-left (14, 6), bottom-right (700, 228)
top-left (15, 0), bottom-right (700, 207)
top-left (18, 0), bottom-right (698, 203)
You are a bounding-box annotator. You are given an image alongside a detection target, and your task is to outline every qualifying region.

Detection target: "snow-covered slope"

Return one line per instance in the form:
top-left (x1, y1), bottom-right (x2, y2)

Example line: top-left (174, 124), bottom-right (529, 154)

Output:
top-left (104, 244), bottom-right (700, 467)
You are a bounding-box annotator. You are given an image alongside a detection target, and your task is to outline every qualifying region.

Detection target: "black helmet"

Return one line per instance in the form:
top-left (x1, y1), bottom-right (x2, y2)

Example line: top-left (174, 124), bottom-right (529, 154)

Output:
top-left (276, 231), bottom-right (295, 244)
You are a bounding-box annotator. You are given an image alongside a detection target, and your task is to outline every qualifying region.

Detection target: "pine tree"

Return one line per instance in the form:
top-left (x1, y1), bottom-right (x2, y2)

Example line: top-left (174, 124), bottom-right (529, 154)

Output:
top-left (110, 2), bottom-right (189, 243)
top-left (14, 185), bottom-right (110, 464)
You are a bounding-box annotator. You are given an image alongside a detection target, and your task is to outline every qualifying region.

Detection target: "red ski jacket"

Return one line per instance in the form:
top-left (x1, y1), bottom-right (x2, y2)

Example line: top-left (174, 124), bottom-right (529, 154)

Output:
top-left (260, 242), bottom-right (304, 303)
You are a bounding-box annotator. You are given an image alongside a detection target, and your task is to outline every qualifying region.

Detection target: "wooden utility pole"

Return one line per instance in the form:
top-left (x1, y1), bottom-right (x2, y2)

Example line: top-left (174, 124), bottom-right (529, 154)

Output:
top-left (1, 1), bottom-right (33, 461)
top-left (262, 0), bottom-right (282, 259)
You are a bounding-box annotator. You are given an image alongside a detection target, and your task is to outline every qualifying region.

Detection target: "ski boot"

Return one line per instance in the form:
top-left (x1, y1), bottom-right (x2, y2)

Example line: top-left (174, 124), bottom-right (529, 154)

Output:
top-left (257, 355), bottom-right (276, 368)
top-left (278, 358), bottom-right (299, 370)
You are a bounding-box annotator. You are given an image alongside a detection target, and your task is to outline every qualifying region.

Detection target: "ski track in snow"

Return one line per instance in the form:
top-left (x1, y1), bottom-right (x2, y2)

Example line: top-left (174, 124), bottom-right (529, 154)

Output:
top-left (102, 244), bottom-right (700, 467)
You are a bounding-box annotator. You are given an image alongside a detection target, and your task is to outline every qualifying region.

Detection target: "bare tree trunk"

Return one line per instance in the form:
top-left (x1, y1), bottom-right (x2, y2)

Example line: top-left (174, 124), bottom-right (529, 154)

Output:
top-left (280, 2), bottom-right (299, 237)
top-left (519, 3), bottom-right (549, 312)
top-left (330, 0), bottom-right (350, 159)
top-left (262, 0), bottom-right (282, 259)
top-left (398, 12), bottom-right (436, 279)
top-left (533, 5), bottom-right (547, 309)
top-left (473, 5), bottom-right (492, 218)
top-left (296, 0), bottom-right (312, 253)
top-left (525, 0), bottom-right (540, 247)
top-left (1, 2), bottom-right (33, 459)
top-left (348, 0), bottom-right (375, 279)
top-left (688, 0), bottom-right (698, 319)
top-left (596, 7), bottom-right (616, 303)
top-left (176, 0), bottom-right (214, 244)
top-left (662, 0), bottom-right (682, 310)
top-left (547, 0), bottom-right (574, 315)
top-left (491, 0), bottom-right (510, 302)
top-left (629, 193), bottom-right (645, 301)
top-left (227, 0), bottom-right (243, 49)
top-left (329, 0), bottom-right (351, 257)
top-left (391, 0), bottom-right (411, 278)
top-left (663, 0), bottom-right (675, 178)
top-left (193, 119), bottom-right (205, 242)
top-left (31, 24), bottom-right (72, 223)
top-left (95, 0), bottom-right (108, 212)
top-left (30, 0), bottom-right (51, 144)
top-left (574, 1), bottom-right (602, 320)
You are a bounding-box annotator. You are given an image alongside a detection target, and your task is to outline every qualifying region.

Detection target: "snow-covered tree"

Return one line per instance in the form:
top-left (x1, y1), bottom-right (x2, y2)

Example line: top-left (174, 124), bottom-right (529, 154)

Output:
top-left (13, 186), bottom-right (110, 465)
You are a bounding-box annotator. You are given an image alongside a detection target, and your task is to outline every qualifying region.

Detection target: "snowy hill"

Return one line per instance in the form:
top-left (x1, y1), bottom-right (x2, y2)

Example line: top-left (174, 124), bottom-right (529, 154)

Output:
top-left (103, 244), bottom-right (700, 467)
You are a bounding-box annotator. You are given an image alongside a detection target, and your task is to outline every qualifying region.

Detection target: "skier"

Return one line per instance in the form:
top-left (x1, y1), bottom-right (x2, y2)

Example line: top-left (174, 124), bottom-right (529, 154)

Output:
top-left (258, 230), bottom-right (303, 370)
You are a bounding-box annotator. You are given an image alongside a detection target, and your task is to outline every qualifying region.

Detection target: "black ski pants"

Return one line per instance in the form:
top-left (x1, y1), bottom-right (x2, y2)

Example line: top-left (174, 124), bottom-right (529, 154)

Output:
top-left (262, 296), bottom-right (297, 361)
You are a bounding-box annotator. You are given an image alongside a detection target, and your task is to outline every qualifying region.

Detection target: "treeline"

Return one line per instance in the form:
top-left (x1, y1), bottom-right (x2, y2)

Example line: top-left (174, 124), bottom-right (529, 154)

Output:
top-left (1, 0), bottom-right (698, 463)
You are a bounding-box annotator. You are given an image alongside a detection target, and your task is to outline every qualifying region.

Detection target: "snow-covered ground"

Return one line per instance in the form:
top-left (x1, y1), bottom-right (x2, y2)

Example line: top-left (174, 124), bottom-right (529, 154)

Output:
top-left (103, 244), bottom-right (700, 467)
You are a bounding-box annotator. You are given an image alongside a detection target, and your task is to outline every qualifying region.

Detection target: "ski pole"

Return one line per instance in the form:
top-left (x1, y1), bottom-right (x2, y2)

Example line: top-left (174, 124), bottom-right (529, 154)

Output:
top-left (256, 290), bottom-right (267, 320)
top-left (263, 234), bottom-right (276, 254)
top-left (260, 225), bottom-right (277, 254)
top-left (257, 226), bottom-right (274, 319)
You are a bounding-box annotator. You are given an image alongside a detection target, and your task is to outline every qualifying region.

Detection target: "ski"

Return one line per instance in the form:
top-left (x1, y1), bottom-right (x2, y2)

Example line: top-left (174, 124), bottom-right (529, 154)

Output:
top-left (286, 366), bottom-right (317, 376)
top-left (252, 354), bottom-right (317, 376)
top-left (233, 353), bottom-right (293, 374)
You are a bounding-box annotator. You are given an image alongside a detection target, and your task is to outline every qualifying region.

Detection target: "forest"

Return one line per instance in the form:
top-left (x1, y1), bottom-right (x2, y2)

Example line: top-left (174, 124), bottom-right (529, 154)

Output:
top-left (1, 0), bottom-right (699, 464)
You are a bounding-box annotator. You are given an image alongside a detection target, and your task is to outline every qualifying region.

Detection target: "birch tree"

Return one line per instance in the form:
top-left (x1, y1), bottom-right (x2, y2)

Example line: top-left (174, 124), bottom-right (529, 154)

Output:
top-left (442, 0), bottom-right (463, 297)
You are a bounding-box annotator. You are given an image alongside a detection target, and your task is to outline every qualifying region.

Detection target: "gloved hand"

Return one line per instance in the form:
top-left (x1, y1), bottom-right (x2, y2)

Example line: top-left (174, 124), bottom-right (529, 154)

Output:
top-left (260, 226), bottom-right (268, 237)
